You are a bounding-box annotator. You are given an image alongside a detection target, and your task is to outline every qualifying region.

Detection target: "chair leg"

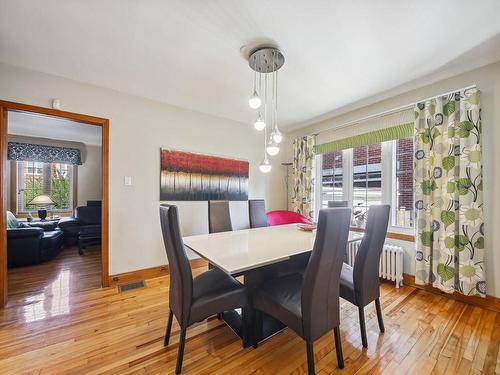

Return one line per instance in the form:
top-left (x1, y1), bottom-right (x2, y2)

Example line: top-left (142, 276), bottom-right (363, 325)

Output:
top-left (375, 298), bottom-right (385, 333)
top-left (164, 309), bottom-right (174, 346)
top-left (176, 327), bottom-right (186, 374)
top-left (333, 326), bottom-right (344, 369)
top-left (358, 306), bottom-right (368, 348)
top-left (306, 341), bottom-right (315, 375)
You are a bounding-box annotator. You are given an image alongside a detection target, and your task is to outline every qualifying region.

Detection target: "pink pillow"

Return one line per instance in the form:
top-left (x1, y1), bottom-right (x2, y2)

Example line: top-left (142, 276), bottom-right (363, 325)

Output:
top-left (266, 210), bottom-right (312, 226)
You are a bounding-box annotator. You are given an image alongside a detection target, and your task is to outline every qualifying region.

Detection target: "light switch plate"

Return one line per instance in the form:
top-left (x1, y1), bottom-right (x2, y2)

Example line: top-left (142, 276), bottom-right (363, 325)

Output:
top-left (124, 176), bottom-right (132, 186)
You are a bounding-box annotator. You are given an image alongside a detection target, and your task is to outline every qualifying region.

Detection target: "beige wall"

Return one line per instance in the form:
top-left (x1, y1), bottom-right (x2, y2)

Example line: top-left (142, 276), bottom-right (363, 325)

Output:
top-left (77, 145), bottom-right (102, 206)
top-left (0, 63), bottom-right (282, 275)
top-left (281, 61), bottom-right (500, 297)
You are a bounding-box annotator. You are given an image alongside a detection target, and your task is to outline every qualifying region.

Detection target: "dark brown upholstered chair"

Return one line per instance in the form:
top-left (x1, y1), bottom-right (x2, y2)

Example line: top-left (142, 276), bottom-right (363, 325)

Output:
top-left (248, 199), bottom-right (268, 228)
top-left (159, 204), bottom-right (247, 374)
top-left (340, 204), bottom-right (390, 348)
top-left (327, 200), bottom-right (349, 208)
top-left (253, 208), bottom-right (352, 374)
top-left (208, 200), bottom-right (232, 233)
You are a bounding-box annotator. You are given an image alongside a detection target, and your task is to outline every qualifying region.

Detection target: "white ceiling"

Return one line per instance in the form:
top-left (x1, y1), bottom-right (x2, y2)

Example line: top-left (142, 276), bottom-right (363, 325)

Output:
top-left (8, 111), bottom-right (102, 146)
top-left (1, 1), bottom-right (500, 130)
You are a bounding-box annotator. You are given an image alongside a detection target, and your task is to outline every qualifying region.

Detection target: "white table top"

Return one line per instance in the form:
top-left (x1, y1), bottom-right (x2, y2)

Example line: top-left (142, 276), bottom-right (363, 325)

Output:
top-left (183, 224), bottom-right (363, 275)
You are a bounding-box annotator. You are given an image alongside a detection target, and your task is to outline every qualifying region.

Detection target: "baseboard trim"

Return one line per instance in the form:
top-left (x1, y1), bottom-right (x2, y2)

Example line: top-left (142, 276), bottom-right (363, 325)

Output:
top-left (403, 273), bottom-right (500, 313)
top-left (110, 258), bottom-right (208, 286)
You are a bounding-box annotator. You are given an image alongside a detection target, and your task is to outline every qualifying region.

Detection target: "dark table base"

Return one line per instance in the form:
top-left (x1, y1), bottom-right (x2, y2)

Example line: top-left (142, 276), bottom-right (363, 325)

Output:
top-left (221, 252), bottom-right (311, 348)
top-left (221, 309), bottom-right (286, 348)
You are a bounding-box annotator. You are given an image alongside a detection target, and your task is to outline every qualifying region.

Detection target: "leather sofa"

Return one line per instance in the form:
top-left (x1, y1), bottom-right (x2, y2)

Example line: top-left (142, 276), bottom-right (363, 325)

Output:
top-left (58, 201), bottom-right (101, 246)
top-left (7, 222), bottom-right (64, 268)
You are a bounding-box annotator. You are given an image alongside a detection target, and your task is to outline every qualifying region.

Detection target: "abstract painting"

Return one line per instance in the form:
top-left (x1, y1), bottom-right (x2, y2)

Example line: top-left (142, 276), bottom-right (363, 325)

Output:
top-left (160, 149), bottom-right (249, 201)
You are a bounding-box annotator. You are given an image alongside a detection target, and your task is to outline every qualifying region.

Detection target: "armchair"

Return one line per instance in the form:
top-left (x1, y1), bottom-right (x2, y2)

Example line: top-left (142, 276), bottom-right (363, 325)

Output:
top-left (58, 201), bottom-right (101, 247)
top-left (7, 222), bottom-right (64, 268)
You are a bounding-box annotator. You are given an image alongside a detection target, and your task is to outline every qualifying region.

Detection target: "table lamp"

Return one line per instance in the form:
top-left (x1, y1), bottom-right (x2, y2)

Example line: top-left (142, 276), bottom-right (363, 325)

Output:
top-left (29, 195), bottom-right (55, 221)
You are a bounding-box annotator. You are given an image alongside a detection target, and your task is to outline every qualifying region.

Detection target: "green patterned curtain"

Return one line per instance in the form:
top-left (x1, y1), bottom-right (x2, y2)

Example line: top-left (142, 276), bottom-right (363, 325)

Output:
top-left (291, 135), bottom-right (315, 218)
top-left (414, 88), bottom-right (485, 297)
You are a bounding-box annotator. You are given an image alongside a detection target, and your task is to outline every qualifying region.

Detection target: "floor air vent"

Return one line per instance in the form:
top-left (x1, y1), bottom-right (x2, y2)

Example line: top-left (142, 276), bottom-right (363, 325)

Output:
top-left (118, 280), bottom-right (146, 293)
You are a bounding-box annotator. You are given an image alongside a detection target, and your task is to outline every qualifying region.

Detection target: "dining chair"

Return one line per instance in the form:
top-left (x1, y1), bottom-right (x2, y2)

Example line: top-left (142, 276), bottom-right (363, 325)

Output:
top-left (248, 199), bottom-right (268, 228)
top-left (159, 204), bottom-right (247, 374)
top-left (208, 200), bottom-right (232, 233)
top-left (253, 207), bottom-right (352, 374)
top-left (339, 204), bottom-right (390, 348)
top-left (328, 200), bottom-right (349, 208)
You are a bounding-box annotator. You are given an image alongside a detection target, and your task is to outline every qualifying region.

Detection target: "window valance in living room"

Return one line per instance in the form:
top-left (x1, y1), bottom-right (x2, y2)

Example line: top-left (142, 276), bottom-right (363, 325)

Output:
top-left (7, 142), bottom-right (82, 165)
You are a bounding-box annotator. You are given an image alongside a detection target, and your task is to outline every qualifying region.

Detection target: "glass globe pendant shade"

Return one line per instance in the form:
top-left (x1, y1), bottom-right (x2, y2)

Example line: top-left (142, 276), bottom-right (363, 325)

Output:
top-left (272, 129), bottom-right (283, 144)
top-left (259, 157), bottom-right (272, 173)
top-left (254, 113), bottom-right (266, 131)
top-left (248, 90), bottom-right (262, 109)
top-left (266, 139), bottom-right (280, 156)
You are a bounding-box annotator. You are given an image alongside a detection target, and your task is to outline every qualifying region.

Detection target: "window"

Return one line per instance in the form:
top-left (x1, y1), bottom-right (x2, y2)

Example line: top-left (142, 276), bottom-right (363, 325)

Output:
top-left (352, 144), bottom-right (382, 225)
top-left (393, 137), bottom-right (414, 228)
top-left (320, 151), bottom-right (343, 207)
top-left (16, 161), bottom-right (74, 213)
top-left (315, 137), bottom-right (415, 231)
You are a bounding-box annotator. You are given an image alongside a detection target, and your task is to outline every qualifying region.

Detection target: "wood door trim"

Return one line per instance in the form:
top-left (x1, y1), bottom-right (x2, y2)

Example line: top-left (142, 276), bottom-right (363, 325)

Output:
top-left (0, 100), bottom-right (110, 306)
top-left (0, 106), bottom-right (7, 306)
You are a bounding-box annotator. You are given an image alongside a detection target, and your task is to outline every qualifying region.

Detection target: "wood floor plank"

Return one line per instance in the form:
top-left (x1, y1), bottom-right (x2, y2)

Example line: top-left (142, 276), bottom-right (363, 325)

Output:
top-left (1, 249), bottom-right (499, 374)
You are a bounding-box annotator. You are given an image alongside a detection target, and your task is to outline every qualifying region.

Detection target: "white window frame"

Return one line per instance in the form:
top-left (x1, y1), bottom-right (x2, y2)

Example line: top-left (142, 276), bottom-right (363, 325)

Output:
top-left (313, 154), bottom-right (322, 221)
top-left (388, 139), bottom-right (415, 235)
top-left (15, 160), bottom-right (75, 215)
top-left (314, 140), bottom-right (416, 235)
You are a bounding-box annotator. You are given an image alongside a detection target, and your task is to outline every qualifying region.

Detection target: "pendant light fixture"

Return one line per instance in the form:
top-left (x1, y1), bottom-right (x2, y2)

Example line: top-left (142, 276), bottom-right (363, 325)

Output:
top-left (259, 133), bottom-right (272, 173)
top-left (248, 59), bottom-right (262, 109)
top-left (259, 91), bottom-right (272, 173)
top-left (247, 46), bottom-right (284, 172)
top-left (266, 138), bottom-right (280, 156)
top-left (254, 112), bottom-right (266, 131)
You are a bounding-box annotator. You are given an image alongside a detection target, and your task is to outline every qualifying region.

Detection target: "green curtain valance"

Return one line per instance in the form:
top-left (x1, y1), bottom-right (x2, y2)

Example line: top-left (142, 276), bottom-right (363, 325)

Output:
top-left (314, 122), bottom-right (413, 154)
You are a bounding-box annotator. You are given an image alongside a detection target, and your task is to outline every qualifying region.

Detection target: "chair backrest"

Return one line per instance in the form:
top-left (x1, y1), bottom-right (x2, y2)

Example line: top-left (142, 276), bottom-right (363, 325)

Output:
top-left (248, 199), bottom-right (268, 228)
top-left (75, 205), bottom-right (101, 225)
top-left (353, 205), bottom-right (390, 306)
top-left (327, 200), bottom-right (348, 208)
top-left (159, 204), bottom-right (193, 325)
top-left (208, 200), bottom-right (232, 233)
top-left (266, 210), bottom-right (312, 226)
top-left (301, 207), bottom-right (351, 341)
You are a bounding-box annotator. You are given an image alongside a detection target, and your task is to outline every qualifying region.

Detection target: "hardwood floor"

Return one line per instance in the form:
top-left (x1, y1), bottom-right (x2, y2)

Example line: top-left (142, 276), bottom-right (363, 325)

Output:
top-left (6, 245), bottom-right (102, 324)
top-left (0, 262), bottom-right (499, 374)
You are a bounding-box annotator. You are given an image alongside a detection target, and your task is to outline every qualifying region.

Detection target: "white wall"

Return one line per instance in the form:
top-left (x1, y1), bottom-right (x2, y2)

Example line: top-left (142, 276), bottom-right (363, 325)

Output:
top-left (0, 63), bottom-right (279, 275)
top-left (77, 145), bottom-right (102, 206)
top-left (281, 61), bottom-right (500, 298)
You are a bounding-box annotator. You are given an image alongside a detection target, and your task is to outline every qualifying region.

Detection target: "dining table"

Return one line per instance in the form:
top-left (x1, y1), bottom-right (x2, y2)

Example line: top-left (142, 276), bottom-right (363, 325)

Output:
top-left (183, 223), bottom-right (363, 347)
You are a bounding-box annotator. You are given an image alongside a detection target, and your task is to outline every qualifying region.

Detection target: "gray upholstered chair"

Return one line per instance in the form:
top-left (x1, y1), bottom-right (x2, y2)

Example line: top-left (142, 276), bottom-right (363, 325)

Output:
top-left (253, 207), bottom-right (352, 374)
top-left (328, 200), bottom-right (349, 208)
top-left (208, 200), bottom-right (232, 233)
top-left (248, 199), bottom-right (268, 228)
top-left (340, 204), bottom-right (390, 348)
top-left (159, 204), bottom-right (247, 374)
